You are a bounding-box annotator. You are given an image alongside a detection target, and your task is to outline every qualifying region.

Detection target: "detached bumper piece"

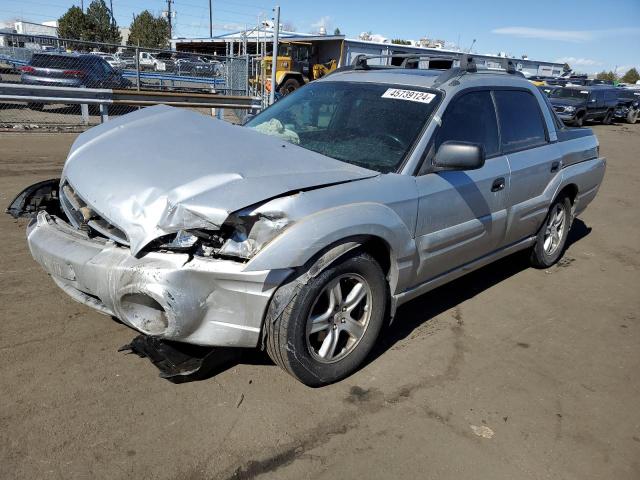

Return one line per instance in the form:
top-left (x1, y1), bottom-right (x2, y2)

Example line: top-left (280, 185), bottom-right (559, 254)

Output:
top-left (6, 178), bottom-right (62, 219)
top-left (119, 334), bottom-right (241, 381)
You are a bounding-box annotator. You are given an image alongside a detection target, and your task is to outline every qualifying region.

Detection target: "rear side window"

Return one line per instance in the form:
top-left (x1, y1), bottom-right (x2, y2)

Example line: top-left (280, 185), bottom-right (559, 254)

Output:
top-left (434, 90), bottom-right (499, 157)
top-left (494, 90), bottom-right (547, 153)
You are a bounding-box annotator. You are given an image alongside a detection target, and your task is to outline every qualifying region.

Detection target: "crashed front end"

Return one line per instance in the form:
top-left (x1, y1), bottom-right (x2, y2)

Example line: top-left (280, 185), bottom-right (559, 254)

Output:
top-left (11, 105), bottom-right (376, 348)
top-left (24, 204), bottom-right (291, 348)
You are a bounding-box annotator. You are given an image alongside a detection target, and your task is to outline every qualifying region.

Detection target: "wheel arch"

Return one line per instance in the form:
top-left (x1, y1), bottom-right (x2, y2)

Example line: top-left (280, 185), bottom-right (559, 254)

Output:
top-left (557, 183), bottom-right (579, 204)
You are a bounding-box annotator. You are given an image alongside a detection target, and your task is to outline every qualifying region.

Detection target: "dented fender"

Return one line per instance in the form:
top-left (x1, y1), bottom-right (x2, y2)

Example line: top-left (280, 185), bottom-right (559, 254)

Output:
top-left (245, 202), bottom-right (418, 295)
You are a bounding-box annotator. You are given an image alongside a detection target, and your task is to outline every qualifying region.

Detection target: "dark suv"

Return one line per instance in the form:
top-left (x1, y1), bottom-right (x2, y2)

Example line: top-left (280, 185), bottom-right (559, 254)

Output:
top-left (548, 86), bottom-right (619, 126)
top-left (21, 53), bottom-right (131, 89)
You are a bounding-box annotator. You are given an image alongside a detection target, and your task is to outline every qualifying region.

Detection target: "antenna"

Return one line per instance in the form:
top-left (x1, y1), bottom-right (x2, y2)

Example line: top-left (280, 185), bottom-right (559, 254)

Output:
top-left (467, 38), bottom-right (476, 53)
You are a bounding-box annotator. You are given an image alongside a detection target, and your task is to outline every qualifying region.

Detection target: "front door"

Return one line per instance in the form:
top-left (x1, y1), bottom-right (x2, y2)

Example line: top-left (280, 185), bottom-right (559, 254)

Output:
top-left (413, 90), bottom-right (510, 284)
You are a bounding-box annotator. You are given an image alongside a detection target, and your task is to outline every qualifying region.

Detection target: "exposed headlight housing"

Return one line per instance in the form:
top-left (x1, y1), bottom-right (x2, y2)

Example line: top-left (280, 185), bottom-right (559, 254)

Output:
top-left (157, 229), bottom-right (200, 250)
top-left (152, 211), bottom-right (290, 260)
top-left (217, 210), bottom-right (291, 259)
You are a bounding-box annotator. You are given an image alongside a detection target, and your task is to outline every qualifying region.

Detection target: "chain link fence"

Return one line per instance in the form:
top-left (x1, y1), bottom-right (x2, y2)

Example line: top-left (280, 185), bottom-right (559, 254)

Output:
top-left (0, 32), bottom-right (252, 129)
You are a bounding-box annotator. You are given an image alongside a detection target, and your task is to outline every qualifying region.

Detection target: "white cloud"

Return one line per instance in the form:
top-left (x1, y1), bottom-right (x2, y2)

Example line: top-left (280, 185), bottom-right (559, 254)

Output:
top-left (555, 57), bottom-right (602, 67)
top-left (311, 16), bottom-right (331, 31)
top-left (492, 26), bottom-right (640, 43)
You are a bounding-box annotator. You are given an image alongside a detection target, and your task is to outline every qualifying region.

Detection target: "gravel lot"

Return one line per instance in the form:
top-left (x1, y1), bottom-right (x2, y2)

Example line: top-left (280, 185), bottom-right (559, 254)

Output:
top-left (1, 123), bottom-right (639, 480)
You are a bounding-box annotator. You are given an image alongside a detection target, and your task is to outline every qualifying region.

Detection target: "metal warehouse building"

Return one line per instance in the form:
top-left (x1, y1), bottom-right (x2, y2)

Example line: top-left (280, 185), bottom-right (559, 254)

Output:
top-left (172, 30), bottom-right (565, 77)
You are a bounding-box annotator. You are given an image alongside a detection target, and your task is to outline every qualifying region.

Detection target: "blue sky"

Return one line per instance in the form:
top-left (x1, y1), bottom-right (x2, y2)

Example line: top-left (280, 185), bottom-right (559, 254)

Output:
top-left (2, 0), bottom-right (639, 73)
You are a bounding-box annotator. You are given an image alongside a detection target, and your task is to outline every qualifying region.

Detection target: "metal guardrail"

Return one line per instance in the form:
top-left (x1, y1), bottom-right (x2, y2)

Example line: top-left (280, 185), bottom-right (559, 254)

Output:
top-left (0, 83), bottom-right (262, 125)
top-left (120, 70), bottom-right (225, 86)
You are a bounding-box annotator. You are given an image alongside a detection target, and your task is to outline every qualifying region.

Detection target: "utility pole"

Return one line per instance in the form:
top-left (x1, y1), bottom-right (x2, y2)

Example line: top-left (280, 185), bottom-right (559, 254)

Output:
top-left (80, 0), bottom-right (84, 12)
top-left (109, 0), bottom-right (115, 28)
top-left (166, 0), bottom-right (173, 40)
top-left (269, 5), bottom-right (280, 105)
top-left (209, 0), bottom-right (213, 38)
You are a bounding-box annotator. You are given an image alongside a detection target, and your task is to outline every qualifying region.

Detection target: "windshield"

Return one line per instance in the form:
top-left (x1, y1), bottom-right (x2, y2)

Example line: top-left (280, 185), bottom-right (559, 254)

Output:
top-left (551, 88), bottom-right (589, 100)
top-left (246, 81), bottom-right (441, 173)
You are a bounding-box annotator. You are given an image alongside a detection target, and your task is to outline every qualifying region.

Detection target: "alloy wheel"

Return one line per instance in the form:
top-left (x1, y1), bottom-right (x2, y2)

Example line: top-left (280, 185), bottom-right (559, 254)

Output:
top-left (543, 203), bottom-right (566, 255)
top-left (305, 274), bottom-right (372, 363)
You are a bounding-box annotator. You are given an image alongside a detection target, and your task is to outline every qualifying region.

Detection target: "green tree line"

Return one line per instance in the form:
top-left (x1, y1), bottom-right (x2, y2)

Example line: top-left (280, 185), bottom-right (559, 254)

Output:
top-left (58, 1), bottom-right (170, 49)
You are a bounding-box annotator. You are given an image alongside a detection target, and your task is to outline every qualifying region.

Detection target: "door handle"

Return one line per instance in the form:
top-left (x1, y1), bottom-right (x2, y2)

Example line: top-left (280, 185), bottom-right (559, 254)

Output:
top-left (550, 161), bottom-right (560, 173)
top-left (491, 177), bottom-right (505, 192)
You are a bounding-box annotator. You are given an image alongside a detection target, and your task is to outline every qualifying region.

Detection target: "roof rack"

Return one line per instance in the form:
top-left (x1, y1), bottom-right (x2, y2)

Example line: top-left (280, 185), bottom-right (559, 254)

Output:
top-left (350, 53), bottom-right (523, 77)
top-left (351, 53), bottom-right (458, 70)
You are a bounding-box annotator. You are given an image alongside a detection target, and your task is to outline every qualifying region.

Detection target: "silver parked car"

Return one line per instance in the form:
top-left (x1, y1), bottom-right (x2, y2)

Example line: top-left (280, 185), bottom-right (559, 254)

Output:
top-left (9, 55), bottom-right (606, 386)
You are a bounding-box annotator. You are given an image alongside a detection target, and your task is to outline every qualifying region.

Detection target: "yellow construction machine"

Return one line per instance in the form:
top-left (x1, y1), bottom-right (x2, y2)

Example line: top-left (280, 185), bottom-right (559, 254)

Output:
top-left (261, 41), bottom-right (338, 95)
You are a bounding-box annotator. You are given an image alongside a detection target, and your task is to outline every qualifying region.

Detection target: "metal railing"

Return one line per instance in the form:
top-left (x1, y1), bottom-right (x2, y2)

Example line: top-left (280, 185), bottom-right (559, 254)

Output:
top-left (0, 83), bottom-right (261, 127)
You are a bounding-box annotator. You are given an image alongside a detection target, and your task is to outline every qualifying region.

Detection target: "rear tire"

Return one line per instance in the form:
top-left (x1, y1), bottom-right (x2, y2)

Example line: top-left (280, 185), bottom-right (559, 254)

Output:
top-left (266, 251), bottom-right (387, 387)
top-left (602, 109), bottom-right (613, 125)
top-left (530, 195), bottom-right (572, 268)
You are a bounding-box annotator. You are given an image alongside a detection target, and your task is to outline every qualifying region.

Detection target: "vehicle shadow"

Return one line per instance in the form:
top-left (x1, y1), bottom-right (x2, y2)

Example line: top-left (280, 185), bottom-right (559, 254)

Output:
top-left (364, 218), bottom-right (591, 367)
top-left (137, 219), bottom-right (590, 384)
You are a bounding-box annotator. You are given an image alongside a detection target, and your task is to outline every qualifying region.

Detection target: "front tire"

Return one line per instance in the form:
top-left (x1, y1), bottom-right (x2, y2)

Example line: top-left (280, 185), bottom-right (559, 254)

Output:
top-left (627, 109), bottom-right (638, 124)
top-left (574, 114), bottom-right (584, 127)
top-left (266, 251), bottom-right (387, 387)
top-left (279, 77), bottom-right (301, 95)
top-left (602, 109), bottom-right (613, 125)
top-left (530, 195), bottom-right (572, 268)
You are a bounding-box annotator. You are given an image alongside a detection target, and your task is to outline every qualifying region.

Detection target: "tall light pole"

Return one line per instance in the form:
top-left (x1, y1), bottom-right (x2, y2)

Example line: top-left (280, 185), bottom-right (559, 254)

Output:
top-left (209, 0), bottom-right (213, 38)
top-left (269, 5), bottom-right (280, 105)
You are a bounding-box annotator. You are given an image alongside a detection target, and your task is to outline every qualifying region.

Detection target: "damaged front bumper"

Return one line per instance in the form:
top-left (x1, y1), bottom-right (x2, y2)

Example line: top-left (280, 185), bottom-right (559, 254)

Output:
top-left (27, 212), bottom-right (292, 347)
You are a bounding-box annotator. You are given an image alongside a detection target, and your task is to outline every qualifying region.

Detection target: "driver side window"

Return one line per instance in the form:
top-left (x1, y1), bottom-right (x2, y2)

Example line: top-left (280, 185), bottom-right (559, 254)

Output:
top-left (434, 90), bottom-right (500, 157)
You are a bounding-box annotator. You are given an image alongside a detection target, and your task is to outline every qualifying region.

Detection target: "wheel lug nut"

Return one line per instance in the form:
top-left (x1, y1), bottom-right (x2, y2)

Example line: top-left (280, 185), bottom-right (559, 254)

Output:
top-left (332, 324), bottom-right (337, 330)
top-left (342, 307), bottom-right (346, 312)
top-left (341, 318), bottom-right (346, 323)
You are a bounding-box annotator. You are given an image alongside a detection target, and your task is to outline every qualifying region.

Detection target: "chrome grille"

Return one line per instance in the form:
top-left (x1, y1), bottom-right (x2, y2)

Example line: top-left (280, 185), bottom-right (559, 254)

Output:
top-left (60, 181), bottom-right (129, 245)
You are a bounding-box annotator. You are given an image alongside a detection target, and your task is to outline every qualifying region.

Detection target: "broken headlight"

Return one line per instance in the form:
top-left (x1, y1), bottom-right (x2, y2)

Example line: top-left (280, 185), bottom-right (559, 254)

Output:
top-left (217, 210), bottom-right (291, 260)
top-left (156, 229), bottom-right (224, 252)
top-left (157, 230), bottom-right (199, 250)
top-left (157, 230), bottom-right (200, 250)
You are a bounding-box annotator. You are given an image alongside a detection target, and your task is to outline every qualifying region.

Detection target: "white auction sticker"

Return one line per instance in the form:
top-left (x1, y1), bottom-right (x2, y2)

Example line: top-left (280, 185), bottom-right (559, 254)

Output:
top-left (382, 88), bottom-right (436, 104)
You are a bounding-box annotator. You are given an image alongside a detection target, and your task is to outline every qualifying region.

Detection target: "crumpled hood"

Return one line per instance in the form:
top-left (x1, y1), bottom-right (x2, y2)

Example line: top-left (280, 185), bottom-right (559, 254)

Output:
top-left (62, 105), bottom-right (377, 255)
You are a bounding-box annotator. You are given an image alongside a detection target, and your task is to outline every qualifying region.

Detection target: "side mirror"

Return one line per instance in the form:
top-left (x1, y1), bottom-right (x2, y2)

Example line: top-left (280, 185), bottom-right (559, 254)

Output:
top-left (434, 141), bottom-right (485, 171)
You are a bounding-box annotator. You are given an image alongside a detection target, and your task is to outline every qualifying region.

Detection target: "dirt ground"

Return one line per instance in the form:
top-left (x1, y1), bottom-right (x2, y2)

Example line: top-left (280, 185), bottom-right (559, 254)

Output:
top-left (0, 123), bottom-right (639, 480)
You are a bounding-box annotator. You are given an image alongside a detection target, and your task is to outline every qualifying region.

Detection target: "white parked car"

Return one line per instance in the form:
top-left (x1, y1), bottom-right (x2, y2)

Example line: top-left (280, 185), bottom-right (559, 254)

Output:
top-left (90, 51), bottom-right (126, 70)
top-left (138, 52), bottom-right (175, 72)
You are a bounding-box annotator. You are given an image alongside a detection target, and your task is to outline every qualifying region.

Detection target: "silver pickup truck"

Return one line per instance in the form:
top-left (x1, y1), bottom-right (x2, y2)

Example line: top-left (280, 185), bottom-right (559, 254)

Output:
top-left (9, 55), bottom-right (606, 386)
